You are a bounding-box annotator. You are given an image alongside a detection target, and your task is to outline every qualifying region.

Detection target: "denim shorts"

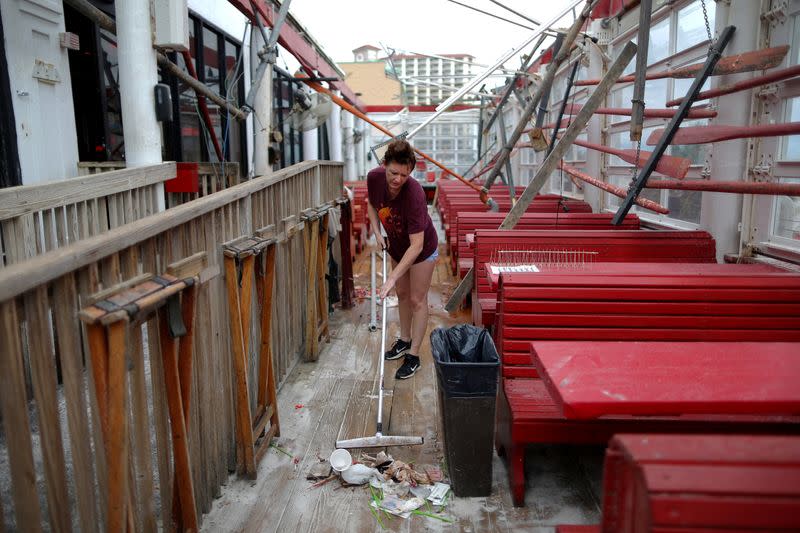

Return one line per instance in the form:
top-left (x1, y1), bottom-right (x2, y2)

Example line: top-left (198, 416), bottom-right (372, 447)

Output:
top-left (424, 248), bottom-right (439, 262)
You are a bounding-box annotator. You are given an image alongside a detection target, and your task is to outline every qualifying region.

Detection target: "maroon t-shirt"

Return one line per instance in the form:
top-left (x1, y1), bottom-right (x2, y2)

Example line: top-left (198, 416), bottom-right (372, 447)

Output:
top-left (367, 167), bottom-right (438, 264)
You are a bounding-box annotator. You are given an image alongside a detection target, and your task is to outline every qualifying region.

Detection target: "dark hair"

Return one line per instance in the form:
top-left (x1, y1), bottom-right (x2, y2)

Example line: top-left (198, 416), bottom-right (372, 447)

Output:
top-left (382, 139), bottom-right (417, 171)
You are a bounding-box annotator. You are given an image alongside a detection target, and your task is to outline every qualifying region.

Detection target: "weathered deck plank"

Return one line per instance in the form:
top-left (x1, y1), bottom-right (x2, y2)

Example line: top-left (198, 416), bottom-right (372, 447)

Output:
top-left (201, 210), bottom-right (603, 532)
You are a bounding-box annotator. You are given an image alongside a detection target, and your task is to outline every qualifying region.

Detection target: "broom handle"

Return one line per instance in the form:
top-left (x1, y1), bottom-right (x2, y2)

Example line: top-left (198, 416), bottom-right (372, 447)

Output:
top-left (376, 248), bottom-right (387, 435)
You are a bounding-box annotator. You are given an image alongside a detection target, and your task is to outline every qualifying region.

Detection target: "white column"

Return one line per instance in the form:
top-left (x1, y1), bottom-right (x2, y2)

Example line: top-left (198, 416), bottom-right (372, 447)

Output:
top-left (116, 0), bottom-right (164, 210)
top-left (117, 0), bottom-right (161, 166)
top-left (701, 0), bottom-right (759, 260)
top-left (343, 111), bottom-right (357, 181)
top-left (303, 128), bottom-right (319, 161)
top-left (584, 21), bottom-right (606, 210)
top-left (328, 90), bottom-right (343, 162)
top-left (355, 120), bottom-right (366, 179)
top-left (251, 30), bottom-right (272, 176)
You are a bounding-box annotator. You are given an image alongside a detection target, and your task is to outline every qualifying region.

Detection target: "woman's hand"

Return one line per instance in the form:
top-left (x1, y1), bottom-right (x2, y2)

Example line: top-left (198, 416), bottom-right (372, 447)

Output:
top-left (374, 232), bottom-right (387, 251)
top-left (379, 276), bottom-right (396, 300)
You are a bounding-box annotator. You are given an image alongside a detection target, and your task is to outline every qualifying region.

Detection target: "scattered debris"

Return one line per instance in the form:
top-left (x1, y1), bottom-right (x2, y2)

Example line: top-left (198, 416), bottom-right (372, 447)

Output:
top-left (310, 475), bottom-right (337, 489)
top-left (361, 451), bottom-right (394, 471)
top-left (409, 485), bottom-right (432, 500)
top-left (269, 441), bottom-right (293, 460)
top-left (341, 464), bottom-right (382, 485)
top-left (385, 460), bottom-right (430, 485)
top-left (354, 287), bottom-right (370, 300)
top-left (370, 478), bottom-right (411, 498)
top-left (371, 495), bottom-right (425, 519)
top-left (427, 482), bottom-right (451, 506)
top-left (422, 464), bottom-right (444, 483)
top-left (306, 461), bottom-right (332, 481)
top-left (308, 452), bottom-right (452, 524)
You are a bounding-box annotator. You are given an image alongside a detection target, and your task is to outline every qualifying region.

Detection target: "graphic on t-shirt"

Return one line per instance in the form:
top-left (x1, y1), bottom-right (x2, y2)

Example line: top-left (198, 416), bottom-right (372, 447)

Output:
top-left (378, 206), bottom-right (403, 238)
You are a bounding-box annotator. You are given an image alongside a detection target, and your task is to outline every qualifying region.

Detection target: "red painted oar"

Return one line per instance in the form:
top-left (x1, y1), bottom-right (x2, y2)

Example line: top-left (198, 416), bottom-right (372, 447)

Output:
top-left (575, 45), bottom-right (789, 86)
top-left (647, 122), bottom-right (800, 146)
top-left (646, 178), bottom-right (800, 195)
top-left (564, 104), bottom-right (717, 119)
top-left (559, 163), bottom-right (669, 214)
top-left (572, 139), bottom-right (690, 179)
top-left (666, 64), bottom-right (800, 107)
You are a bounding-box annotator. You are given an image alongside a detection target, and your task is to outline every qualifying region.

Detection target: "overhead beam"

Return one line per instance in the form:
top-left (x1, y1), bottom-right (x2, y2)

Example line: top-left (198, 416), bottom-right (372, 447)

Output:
top-left (229, 0), bottom-right (365, 111)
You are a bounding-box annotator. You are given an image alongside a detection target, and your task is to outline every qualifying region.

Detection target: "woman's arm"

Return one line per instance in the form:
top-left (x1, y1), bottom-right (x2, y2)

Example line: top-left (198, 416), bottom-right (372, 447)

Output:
top-left (366, 199), bottom-right (387, 250)
top-left (380, 231), bottom-right (424, 299)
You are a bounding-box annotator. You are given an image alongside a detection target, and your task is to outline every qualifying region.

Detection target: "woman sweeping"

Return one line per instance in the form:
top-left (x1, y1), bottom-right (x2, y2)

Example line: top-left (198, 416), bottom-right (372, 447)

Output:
top-left (367, 139), bottom-right (439, 379)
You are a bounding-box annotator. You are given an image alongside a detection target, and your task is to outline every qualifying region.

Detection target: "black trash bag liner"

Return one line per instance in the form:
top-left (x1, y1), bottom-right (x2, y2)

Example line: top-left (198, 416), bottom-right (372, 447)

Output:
top-left (431, 325), bottom-right (499, 398)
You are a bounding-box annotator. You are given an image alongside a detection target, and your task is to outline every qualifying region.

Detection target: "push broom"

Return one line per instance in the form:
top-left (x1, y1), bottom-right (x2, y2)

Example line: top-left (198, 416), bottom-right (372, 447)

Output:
top-left (336, 248), bottom-right (424, 449)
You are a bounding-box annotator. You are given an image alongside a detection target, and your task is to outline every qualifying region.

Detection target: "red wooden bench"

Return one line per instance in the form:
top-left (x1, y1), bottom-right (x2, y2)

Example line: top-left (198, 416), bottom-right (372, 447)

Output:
top-left (441, 197), bottom-right (592, 244)
top-left (443, 196), bottom-right (595, 254)
top-left (602, 434), bottom-right (800, 531)
top-left (472, 230), bottom-right (718, 327)
top-left (452, 212), bottom-right (641, 277)
top-left (532, 340), bottom-right (800, 418)
top-left (345, 180), bottom-right (369, 253)
top-left (493, 271), bottom-right (800, 506)
top-left (495, 267), bottom-right (792, 378)
top-left (435, 183), bottom-right (528, 218)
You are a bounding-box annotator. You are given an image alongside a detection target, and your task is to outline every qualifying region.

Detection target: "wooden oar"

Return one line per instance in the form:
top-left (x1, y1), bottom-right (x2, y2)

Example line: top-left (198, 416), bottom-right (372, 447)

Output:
top-left (646, 122), bottom-right (800, 146)
top-left (666, 64), bottom-right (800, 107)
top-left (571, 139), bottom-right (690, 179)
top-left (564, 103), bottom-right (717, 119)
top-left (559, 162), bottom-right (669, 214)
top-left (575, 45), bottom-right (789, 86)
top-left (518, 134), bottom-right (689, 179)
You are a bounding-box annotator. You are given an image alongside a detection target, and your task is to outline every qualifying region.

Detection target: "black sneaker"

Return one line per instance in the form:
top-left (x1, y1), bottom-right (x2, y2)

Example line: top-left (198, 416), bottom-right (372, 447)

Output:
top-left (395, 355), bottom-right (420, 380)
top-left (384, 338), bottom-right (412, 360)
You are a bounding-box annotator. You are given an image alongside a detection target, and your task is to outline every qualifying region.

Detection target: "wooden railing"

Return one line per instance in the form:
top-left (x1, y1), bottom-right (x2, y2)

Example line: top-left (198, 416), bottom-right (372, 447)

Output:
top-left (0, 160), bottom-right (344, 532)
top-left (0, 162), bottom-right (240, 267)
top-left (0, 163), bottom-right (172, 267)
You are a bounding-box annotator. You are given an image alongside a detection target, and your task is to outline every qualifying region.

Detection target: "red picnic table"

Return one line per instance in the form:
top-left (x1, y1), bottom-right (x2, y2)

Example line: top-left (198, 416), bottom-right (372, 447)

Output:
top-left (529, 341), bottom-right (800, 419)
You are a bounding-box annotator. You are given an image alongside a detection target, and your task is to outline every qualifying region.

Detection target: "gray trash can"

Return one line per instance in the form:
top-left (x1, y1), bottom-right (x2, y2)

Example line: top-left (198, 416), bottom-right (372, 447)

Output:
top-left (431, 325), bottom-right (499, 497)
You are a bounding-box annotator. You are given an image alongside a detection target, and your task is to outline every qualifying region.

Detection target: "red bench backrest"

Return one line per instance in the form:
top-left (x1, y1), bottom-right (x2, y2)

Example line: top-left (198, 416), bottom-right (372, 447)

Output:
top-left (495, 271), bottom-right (800, 377)
top-left (454, 213), bottom-right (641, 278)
top-left (474, 229), bottom-right (718, 326)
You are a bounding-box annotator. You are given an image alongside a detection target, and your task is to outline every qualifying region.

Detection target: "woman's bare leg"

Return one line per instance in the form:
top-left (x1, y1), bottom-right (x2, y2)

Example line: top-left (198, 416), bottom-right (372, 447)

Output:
top-left (391, 258), bottom-right (412, 341)
top-left (407, 258), bottom-right (436, 356)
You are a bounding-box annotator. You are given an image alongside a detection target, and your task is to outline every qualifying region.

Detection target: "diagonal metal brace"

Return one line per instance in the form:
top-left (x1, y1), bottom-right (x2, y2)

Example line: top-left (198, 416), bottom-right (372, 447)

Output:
top-left (612, 25), bottom-right (736, 225)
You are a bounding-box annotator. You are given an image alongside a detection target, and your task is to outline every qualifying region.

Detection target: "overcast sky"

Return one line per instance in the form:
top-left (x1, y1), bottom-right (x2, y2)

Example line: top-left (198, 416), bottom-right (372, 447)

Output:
top-left (285, 0), bottom-right (583, 88)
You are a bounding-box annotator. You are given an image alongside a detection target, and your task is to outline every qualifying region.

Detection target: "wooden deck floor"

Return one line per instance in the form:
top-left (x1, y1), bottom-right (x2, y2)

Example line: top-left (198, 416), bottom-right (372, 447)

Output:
top-left (201, 213), bottom-right (603, 532)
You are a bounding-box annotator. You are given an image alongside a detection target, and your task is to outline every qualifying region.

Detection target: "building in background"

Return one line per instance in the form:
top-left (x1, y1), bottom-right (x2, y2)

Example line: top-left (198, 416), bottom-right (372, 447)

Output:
top-left (392, 52), bottom-right (477, 106)
top-left (340, 45), bottom-right (480, 183)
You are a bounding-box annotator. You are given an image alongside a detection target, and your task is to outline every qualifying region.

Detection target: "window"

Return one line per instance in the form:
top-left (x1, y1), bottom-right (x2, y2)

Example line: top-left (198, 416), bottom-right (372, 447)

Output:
top-left (272, 68), bottom-right (304, 168)
top-left (677, 1), bottom-right (715, 51)
top-left (605, 0), bottom-right (717, 225)
top-left (648, 17), bottom-right (671, 65)
top-left (782, 96), bottom-right (800, 159)
top-left (772, 179), bottom-right (800, 241)
top-left (437, 139), bottom-right (454, 150)
top-left (163, 16), bottom-right (245, 171)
